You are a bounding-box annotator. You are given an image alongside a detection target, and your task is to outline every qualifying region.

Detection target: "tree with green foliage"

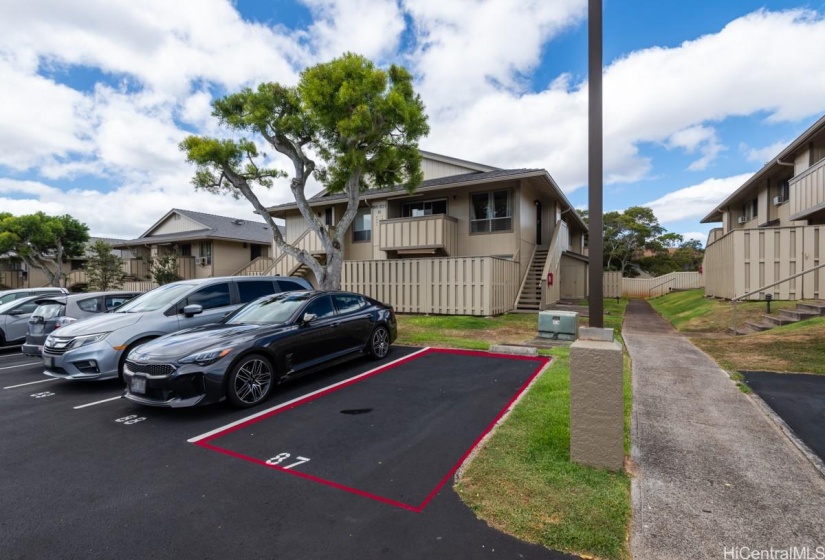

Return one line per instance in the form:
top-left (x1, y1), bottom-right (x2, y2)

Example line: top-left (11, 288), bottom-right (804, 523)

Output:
top-left (180, 52), bottom-right (429, 289)
top-left (149, 253), bottom-right (180, 286)
top-left (0, 212), bottom-right (89, 287)
top-left (84, 240), bottom-right (125, 291)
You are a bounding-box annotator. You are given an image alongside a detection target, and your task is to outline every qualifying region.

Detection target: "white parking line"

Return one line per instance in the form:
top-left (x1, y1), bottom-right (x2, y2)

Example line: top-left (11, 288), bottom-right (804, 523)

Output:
top-left (4, 378), bottom-right (59, 390)
top-left (188, 347), bottom-right (431, 444)
top-left (74, 396), bottom-right (122, 409)
top-left (0, 362), bottom-right (41, 371)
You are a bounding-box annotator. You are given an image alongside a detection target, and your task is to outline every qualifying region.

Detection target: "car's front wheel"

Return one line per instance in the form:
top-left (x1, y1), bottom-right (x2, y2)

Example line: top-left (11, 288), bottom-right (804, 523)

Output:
top-left (367, 326), bottom-right (391, 360)
top-left (226, 354), bottom-right (274, 408)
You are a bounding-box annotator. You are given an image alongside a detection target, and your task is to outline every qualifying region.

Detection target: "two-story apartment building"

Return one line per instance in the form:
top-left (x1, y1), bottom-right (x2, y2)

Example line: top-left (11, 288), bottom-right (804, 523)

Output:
top-left (702, 114), bottom-right (825, 299)
top-left (247, 151), bottom-right (588, 315)
top-left (112, 209), bottom-right (274, 282)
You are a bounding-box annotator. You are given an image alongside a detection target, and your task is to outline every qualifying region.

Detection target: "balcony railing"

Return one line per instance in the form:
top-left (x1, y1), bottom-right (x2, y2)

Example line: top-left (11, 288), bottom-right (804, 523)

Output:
top-left (379, 214), bottom-right (458, 256)
top-left (789, 156), bottom-right (825, 220)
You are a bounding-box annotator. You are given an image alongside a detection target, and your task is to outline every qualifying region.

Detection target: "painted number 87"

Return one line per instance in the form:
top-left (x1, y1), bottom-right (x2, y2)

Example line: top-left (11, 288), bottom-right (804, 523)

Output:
top-left (266, 453), bottom-right (310, 470)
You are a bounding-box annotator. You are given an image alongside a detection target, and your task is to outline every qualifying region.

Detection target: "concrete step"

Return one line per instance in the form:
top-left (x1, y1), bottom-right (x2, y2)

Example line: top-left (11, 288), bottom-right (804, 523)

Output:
top-left (761, 315), bottom-right (795, 327)
top-left (779, 309), bottom-right (821, 321)
top-left (796, 302), bottom-right (825, 314)
top-left (744, 321), bottom-right (772, 332)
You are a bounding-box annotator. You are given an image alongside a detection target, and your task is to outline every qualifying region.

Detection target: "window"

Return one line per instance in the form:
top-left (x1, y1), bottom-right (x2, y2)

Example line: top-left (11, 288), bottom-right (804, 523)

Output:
top-left (237, 280), bottom-right (276, 303)
top-left (182, 282), bottom-right (231, 311)
top-left (471, 190), bottom-right (512, 233)
top-left (402, 199), bottom-right (447, 217)
top-left (352, 207), bottom-right (372, 242)
top-left (778, 178), bottom-right (790, 202)
top-left (741, 199), bottom-right (758, 221)
top-left (277, 279), bottom-right (309, 292)
top-left (324, 207), bottom-right (334, 226)
top-left (199, 242), bottom-right (212, 265)
top-left (179, 244), bottom-right (192, 257)
top-left (77, 298), bottom-right (101, 312)
top-left (304, 295), bottom-right (336, 319)
top-left (333, 294), bottom-right (365, 314)
top-left (105, 295), bottom-right (135, 310)
top-left (17, 302), bottom-right (39, 315)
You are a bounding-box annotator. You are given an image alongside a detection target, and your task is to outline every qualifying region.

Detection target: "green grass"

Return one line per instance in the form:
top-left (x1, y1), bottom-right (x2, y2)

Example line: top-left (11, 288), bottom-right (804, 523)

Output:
top-left (649, 290), bottom-right (825, 374)
top-left (396, 302), bottom-right (632, 559)
top-left (457, 347), bottom-right (632, 559)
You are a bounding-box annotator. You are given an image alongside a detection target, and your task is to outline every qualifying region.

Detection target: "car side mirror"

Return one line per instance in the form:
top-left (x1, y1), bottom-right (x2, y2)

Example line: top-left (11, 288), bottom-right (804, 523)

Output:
top-left (183, 304), bottom-right (203, 318)
top-left (301, 312), bottom-right (317, 325)
top-left (8, 309), bottom-right (24, 316)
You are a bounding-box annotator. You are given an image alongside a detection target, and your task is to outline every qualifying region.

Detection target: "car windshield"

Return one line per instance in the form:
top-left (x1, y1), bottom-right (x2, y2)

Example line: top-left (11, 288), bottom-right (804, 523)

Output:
top-left (115, 283), bottom-right (195, 313)
top-left (32, 302), bottom-right (64, 320)
top-left (226, 292), bottom-right (313, 325)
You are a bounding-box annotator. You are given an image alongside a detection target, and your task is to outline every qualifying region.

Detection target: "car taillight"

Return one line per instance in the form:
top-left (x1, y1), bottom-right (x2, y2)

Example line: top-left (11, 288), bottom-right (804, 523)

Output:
top-left (54, 317), bottom-right (77, 329)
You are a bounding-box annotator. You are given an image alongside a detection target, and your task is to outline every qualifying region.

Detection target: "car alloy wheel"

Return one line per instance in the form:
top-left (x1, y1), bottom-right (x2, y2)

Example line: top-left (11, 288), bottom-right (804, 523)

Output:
top-left (230, 355), bottom-right (273, 407)
top-left (369, 326), bottom-right (390, 360)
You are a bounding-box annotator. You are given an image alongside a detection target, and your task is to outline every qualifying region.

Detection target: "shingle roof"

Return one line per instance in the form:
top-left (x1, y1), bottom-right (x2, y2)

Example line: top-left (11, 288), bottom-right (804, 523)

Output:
top-left (274, 168), bottom-right (541, 210)
top-left (111, 209), bottom-right (281, 247)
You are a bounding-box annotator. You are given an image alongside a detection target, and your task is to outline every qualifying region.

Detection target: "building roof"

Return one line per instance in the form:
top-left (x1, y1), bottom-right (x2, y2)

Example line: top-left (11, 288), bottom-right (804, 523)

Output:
top-left (268, 168), bottom-right (587, 231)
top-left (113, 208), bottom-right (278, 247)
top-left (701, 113), bottom-right (825, 223)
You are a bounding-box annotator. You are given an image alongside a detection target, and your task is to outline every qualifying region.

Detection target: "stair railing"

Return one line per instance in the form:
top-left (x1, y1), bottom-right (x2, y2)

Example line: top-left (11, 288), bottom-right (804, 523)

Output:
top-left (730, 261), bottom-right (825, 335)
top-left (513, 245), bottom-right (537, 310)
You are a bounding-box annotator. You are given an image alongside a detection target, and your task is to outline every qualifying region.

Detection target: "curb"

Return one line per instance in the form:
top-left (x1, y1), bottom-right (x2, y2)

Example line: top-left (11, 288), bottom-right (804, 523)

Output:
top-left (744, 387), bottom-right (825, 481)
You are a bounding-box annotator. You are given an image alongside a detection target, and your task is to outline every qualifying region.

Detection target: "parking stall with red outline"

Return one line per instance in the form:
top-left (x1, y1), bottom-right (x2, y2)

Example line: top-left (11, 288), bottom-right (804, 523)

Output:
top-left (192, 348), bottom-right (549, 511)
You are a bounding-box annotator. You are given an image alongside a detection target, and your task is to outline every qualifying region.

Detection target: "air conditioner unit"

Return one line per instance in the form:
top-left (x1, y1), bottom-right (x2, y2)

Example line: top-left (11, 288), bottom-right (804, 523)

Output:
top-left (737, 216), bottom-right (748, 224)
top-left (772, 196), bottom-right (784, 206)
top-left (197, 257), bottom-right (208, 266)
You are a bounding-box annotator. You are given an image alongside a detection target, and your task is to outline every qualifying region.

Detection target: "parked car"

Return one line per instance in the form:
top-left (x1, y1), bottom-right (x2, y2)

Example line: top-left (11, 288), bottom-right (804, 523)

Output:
top-left (122, 290), bottom-right (397, 409)
top-left (0, 295), bottom-right (42, 347)
top-left (0, 287), bottom-right (69, 305)
top-left (22, 291), bottom-right (143, 357)
top-left (42, 276), bottom-right (312, 381)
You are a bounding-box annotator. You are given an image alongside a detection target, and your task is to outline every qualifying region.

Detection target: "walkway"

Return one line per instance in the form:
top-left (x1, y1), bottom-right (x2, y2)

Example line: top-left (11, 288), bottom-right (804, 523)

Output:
top-left (623, 299), bottom-right (825, 559)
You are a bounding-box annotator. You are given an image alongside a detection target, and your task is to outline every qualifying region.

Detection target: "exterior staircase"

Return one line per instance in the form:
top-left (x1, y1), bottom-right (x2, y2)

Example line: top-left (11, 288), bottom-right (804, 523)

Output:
top-left (737, 301), bottom-right (825, 334)
top-left (515, 247), bottom-right (549, 312)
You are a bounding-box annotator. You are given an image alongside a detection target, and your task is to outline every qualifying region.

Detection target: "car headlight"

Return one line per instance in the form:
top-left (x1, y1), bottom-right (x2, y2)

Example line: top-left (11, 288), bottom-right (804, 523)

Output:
top-left (178, 348), bottom-right (233, 366)
top-left (69, 332), bottom-right (110, 349)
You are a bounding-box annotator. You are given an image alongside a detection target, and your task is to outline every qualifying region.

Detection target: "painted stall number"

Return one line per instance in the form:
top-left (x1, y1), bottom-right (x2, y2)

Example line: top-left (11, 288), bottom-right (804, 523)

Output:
top-left (115, 415), bottom-right (146, 425)
top-left (30, 391), bottom-right (55, 398)
top-left (266, 453), bottom-right (310, 470)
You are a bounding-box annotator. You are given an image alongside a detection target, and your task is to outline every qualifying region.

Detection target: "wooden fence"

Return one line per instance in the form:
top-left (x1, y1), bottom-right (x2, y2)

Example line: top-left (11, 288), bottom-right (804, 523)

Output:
top-left (621, 272), bottom-right (704, 298)
top-left (342, 256), bottom-right (520, 316)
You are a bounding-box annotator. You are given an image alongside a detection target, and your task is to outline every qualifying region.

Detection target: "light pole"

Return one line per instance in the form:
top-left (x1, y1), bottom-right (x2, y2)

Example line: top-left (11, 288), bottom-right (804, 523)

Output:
top-left (588, 0), bottom-right (604, 327)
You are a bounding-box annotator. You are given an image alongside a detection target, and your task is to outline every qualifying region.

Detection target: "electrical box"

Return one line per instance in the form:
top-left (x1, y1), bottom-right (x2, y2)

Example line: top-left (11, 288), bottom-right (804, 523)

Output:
top-left (537, 310), bottom-right (579, 341)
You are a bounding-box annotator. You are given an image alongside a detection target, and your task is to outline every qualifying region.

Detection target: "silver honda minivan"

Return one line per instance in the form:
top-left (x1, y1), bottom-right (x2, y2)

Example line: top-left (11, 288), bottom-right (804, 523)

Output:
top-left (42, 276), bottom-right (311, 381)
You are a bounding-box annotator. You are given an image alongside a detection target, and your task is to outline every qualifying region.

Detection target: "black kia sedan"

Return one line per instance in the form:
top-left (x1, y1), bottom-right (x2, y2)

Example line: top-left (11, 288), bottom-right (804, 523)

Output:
top-left (122, 291), bottom-right (397, 409)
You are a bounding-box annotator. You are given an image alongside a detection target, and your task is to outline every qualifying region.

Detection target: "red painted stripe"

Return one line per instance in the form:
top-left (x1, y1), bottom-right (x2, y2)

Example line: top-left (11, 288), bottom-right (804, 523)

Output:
top-left (199, 348), bottom-right (434, 444)
top-left (195, 348), bottom-right (551, 512)
top-left (416, 355), bottom-right (550, 510)
top-left (195, 440), bottom-right (421, 512)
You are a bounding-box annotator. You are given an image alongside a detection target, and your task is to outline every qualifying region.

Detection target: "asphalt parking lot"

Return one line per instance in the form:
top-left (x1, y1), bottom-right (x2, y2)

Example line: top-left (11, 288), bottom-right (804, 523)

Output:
top-left (742, 371), bottom-right (825, 463)
top-left (0, 345), bottom-right (573, 560)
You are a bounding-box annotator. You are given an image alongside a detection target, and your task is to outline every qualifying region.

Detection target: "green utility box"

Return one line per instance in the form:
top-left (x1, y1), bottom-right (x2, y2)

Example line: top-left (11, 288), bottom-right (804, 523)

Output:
top-left (538, 310), bottom-right (579, 341)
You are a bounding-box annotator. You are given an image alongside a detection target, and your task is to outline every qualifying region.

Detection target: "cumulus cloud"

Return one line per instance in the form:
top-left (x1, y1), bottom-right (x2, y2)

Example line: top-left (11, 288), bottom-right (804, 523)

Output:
top-left (742, 139), bottom-right (790, 164)
top-left (643, 173), bottom-right (752, 224)
top-left (2, 2), bottom-right (825, 241)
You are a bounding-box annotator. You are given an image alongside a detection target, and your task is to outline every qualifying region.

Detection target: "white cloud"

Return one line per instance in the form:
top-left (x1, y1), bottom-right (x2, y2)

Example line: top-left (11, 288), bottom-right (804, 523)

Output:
top-left (679, 231), bottom-right (708, 244)
top-left (420, 8), bottom-right (825, 192)
top-left (742, 139), bottom-right (790, 164)
top-left (643, 173), bottom-right (752, 224)
top-left (301, 0), bottom-right (406, 61)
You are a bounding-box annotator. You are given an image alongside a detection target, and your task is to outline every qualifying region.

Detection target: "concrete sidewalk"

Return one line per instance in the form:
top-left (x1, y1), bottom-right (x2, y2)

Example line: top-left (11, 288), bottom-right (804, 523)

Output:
top-left (624, 299), bottom-right (825, 559)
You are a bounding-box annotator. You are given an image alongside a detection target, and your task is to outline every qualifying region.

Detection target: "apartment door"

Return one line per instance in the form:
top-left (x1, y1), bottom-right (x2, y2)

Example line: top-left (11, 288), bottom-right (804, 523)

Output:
top-left (535, 201), bottom-right (542, 245)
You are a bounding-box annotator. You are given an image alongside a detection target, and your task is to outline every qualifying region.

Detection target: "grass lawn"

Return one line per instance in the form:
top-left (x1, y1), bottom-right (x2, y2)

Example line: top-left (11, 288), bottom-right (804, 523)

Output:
top-left (650, 289), bottom-right (825, 374)
top-left (396, 301), bottom-right (632, 559)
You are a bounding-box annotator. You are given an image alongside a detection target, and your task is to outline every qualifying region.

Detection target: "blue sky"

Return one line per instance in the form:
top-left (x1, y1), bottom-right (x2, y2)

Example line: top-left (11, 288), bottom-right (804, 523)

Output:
top-left (0, 0), bottom-right (824, 243)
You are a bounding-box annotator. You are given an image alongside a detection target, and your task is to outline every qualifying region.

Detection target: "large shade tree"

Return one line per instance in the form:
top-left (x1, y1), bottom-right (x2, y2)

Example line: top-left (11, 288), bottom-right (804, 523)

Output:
top-left (181, 53), bottom-right (429, 289)
top-left (0, 212), bottom-right (89, 287)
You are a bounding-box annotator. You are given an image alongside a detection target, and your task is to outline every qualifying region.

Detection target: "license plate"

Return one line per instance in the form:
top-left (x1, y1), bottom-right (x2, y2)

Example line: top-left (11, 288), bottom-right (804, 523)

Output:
top-left (131, 377), bottom-right (146, 395)
top-left (45, 356), bottom-right (54, 368)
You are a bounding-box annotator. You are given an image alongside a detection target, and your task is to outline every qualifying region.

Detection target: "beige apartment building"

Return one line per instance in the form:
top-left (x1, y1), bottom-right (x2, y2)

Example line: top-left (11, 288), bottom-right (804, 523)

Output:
top-left (702, 114), bottom-right (825, 300)
top-left (112, 209), bottom-right (273, 283)
top-left (240, 151), bottom-right (588, 316)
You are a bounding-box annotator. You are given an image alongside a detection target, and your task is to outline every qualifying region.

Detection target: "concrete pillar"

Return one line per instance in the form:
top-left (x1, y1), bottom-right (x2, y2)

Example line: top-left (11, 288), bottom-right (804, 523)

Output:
top-left (569, 326), bottom-right (624, 471)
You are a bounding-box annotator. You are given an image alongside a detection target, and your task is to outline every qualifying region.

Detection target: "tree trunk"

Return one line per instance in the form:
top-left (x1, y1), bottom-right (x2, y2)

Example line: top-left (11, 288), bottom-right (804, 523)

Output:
top-left (318, 246), bottom-right (344, 290)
